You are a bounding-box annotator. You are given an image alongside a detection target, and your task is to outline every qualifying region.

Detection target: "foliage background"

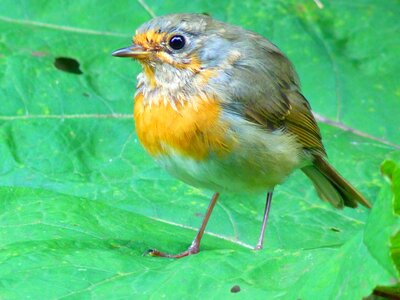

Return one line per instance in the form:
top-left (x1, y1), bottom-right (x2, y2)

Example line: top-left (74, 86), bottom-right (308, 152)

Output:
top-left (0, 0), bottom-right (399, 299)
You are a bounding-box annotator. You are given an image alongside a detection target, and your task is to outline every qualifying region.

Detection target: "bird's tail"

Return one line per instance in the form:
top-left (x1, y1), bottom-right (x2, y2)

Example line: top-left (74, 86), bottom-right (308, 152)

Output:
top-left (301, 156), bottom-right (372, 209)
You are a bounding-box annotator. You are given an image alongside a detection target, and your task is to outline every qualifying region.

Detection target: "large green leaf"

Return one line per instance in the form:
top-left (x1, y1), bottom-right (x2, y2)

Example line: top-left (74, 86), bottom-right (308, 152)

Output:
top-left (0, 0), bottom-right (399, 299)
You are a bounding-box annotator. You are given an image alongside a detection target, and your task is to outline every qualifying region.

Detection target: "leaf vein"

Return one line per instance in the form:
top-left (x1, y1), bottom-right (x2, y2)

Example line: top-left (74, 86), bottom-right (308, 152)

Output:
top-left (314, 112), bottom-right (400, 150)
top-left (137, 0), bottom-right (157, 18)
top-left (0, 16), bottom-right (130, 37)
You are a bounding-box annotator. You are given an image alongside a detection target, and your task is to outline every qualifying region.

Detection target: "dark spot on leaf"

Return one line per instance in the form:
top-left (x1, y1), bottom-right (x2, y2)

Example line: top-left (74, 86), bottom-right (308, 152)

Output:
top-left (330, 227), bottom-right (341, 232)
top-left (202, 12), bottom-right (211, 16)
top-left (31, 51), bottom-right (47, 57)
top-left (54, 57), bottom-right (82, 75)
top-left (83, 92), bottom-right (90, 97)
top-left (230, 285), bottom-right (240, 293)
top-left (195, 212), bottom-right (203, 218)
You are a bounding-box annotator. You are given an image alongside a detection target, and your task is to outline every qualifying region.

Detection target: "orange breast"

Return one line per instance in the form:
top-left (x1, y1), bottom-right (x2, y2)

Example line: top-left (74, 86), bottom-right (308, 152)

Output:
top-left (134, 93), bottom-right (234, 160)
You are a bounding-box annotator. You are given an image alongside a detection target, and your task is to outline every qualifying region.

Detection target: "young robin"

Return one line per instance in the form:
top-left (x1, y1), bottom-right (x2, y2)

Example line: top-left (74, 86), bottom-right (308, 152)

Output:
top-left (113, 13), bottom-right (371, 258)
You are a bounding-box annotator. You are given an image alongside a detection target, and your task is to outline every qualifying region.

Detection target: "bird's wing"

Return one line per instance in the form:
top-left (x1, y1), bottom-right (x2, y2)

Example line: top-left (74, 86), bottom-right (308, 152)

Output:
top-left (227, 46), bottom-right (326, 157)
top-left (248, 92), bottom-right (325, 156)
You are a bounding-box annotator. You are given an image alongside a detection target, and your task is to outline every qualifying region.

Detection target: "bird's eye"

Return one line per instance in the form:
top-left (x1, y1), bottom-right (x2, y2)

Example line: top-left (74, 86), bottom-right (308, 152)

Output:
top-left (168, 35), bottom-right (186, 50)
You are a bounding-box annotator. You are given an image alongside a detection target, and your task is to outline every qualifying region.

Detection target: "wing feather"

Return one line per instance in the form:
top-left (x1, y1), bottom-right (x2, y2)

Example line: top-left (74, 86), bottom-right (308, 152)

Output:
top-left (225, 41), bottom-right (326, 156)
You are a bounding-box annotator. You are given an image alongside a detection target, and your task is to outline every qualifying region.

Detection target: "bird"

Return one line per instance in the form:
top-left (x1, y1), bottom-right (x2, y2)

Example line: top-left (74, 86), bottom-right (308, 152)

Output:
top-left (112, 13), bottom-right (371, 258)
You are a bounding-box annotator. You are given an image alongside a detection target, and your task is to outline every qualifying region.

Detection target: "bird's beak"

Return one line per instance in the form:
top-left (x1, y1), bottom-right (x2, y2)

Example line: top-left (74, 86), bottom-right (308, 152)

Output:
top-left (112, 45), bottom-right (148, 59)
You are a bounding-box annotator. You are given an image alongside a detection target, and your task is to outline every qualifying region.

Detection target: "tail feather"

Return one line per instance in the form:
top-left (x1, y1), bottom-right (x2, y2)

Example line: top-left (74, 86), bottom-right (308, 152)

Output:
top-left (302, 156), bottom-right (372, 209)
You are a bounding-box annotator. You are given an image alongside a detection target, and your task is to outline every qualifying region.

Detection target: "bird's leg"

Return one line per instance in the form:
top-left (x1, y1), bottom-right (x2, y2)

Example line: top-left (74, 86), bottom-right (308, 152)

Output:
top-left (254, 190), bottom-right (273, 250)
top-left (148, 192), bottom-right (220, 258)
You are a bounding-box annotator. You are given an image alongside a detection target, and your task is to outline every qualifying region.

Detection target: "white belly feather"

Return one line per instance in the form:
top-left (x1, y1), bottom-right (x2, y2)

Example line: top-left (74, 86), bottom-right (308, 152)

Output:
top-left (155, 113), bottom-right (307, 193)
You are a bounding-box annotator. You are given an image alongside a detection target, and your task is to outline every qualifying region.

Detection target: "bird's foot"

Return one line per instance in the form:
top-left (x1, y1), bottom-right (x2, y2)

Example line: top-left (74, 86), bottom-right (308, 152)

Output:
top-left (145, 245), bottom-right (199, 259)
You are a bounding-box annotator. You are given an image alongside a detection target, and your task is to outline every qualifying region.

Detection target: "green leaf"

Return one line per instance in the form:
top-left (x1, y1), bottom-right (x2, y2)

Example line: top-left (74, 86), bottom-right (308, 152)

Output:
top-left (381, 160), bottom-right (400, 273)
top-left (369, 160), bottom-right (400, 298)
top-left (0, 0), bottom-right (399, 299)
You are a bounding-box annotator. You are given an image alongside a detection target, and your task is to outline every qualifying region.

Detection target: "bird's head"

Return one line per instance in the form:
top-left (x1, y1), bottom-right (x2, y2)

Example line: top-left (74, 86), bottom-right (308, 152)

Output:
top-left (113, 14), bottom-right (209, 70)
top-left (112, 14), bottom-right (248, 92)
